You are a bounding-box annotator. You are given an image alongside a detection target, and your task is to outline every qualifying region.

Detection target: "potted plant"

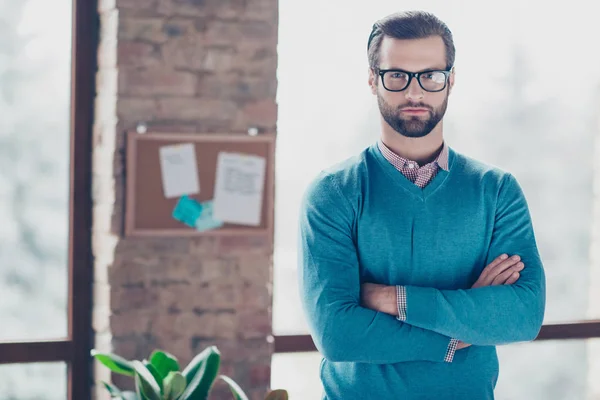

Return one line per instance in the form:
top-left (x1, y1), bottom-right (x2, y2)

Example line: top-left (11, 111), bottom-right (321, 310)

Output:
top-left (91, 345), bottom-right (288, 400)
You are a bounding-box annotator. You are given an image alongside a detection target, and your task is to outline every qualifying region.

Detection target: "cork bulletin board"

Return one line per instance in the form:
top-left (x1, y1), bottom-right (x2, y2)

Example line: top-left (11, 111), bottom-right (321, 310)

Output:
top-left (124, 131), bottom-right (275, 237)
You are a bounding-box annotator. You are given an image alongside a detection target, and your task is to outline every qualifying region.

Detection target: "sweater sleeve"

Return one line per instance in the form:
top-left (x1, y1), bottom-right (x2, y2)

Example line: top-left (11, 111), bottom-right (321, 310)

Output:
top-left (402, 173), bottom-right (546, 346)
top-left (298, 173), bottom-right (455, 363)
top-left (397, 286), bottom-right (459, 362)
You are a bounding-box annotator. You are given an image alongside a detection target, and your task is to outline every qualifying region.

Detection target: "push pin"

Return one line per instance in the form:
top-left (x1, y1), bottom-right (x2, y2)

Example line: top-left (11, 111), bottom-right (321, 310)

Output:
top-left (247, 126), bottom-right (259, 136)
top-left (136, 122), bottom-right (147, 134)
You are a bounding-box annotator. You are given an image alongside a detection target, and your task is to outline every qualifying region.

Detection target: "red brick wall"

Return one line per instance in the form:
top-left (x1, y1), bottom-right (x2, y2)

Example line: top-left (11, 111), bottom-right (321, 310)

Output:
top-left (93, 1), bottom-right (278, 399)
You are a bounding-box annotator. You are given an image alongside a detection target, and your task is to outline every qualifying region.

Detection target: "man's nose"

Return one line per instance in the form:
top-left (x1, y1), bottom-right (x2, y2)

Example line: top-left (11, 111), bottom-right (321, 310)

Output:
top-left (405, 78), bottom-right (424, 100)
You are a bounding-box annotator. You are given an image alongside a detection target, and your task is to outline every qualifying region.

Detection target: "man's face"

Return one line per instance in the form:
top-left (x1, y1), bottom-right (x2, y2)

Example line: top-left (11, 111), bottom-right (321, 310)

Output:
top-left (369, 35), bottom-right (454, 138)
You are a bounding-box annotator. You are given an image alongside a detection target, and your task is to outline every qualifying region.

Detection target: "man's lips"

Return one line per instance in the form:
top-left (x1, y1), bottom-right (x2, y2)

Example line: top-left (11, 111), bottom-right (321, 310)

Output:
top-left (400, 108), bottom-right (430, 115)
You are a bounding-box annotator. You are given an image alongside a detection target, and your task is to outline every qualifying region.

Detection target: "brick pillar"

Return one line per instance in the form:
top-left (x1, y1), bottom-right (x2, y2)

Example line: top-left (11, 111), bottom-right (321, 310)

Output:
top-left (92, 1), bottom-right (278, 399)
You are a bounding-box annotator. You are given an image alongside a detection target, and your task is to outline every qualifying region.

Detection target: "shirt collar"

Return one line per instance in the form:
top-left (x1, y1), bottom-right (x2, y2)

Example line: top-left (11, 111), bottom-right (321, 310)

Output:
top-left (377, 139), bottom-right (449, 171)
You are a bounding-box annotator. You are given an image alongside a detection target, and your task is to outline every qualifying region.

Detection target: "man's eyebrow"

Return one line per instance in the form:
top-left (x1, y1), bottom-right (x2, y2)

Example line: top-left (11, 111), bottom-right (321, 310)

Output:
top-left (383, 66), bottom-right (447, 72)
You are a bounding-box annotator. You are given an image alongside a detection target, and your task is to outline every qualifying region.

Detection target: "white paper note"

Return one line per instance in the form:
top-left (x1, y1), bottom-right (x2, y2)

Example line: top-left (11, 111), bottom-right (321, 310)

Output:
top-left (159, 143), bottom-right (200, 198)
top-left (213, 152), bottom-right (266, 226)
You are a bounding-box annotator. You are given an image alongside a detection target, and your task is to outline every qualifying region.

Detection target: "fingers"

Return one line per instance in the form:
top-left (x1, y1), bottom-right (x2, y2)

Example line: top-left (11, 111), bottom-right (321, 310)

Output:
top-left (504, 271), bottom-right (520, 285)
top-left (490, 255), bottom-right (521, 275)
top-left (473, 254), bottom-right (507, 287)
top-left (484, 254), bottom-right (509, 271)
top-left (491, 262), bottom-right (524, 285)
top-left (479, 255), bottom-right (522, 286)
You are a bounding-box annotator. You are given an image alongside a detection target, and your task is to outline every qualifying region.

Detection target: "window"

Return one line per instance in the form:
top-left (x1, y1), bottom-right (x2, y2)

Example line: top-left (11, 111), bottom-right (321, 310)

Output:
top-left (0, 1), bottom-right (96, 399)
top-left (273, 1), bottom-right (600, 398)
top-left (0, 363), bottom-right (67, 399)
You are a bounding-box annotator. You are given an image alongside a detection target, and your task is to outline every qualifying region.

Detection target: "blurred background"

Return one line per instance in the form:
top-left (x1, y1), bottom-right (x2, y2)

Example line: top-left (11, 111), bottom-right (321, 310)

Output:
top-left (1, 0), bottom-right (600, 398)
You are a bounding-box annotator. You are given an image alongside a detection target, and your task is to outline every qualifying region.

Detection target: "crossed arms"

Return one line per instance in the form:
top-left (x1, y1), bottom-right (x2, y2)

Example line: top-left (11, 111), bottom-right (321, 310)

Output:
top-left (297, 173), bottom-right (546, 364)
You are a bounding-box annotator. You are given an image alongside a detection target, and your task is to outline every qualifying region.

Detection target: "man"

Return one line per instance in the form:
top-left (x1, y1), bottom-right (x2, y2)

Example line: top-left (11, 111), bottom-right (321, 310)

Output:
top-left (297, 10), bottom-right (546, 400)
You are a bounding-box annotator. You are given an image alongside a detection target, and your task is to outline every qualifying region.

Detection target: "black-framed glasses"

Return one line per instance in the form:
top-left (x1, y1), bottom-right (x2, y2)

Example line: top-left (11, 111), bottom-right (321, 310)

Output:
top-left (376, 68), bottom-right (453, 92)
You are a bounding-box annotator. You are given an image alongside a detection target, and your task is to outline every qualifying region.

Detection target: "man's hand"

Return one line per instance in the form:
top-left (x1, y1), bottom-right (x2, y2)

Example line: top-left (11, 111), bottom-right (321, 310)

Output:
top-left (457, 340), bottom-right (471, 350)
top-left (471, 253), bottom-right (524, 289)
top-left (458, 253), bottom-right (525, 349)
top-left (360, 283), bottom-right (397, 316)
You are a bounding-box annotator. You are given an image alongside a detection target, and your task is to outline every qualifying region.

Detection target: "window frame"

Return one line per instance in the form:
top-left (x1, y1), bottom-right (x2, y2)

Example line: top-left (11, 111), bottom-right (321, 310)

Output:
top-left (0, 1), bottom-right (97, 399)
top-left (273, 322), bottom-right (600, 353)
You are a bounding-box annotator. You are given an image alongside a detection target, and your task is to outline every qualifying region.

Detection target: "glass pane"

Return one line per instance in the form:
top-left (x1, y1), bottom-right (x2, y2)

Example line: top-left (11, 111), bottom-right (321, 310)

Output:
top-left (271, 339), bottom-right (600, 399)
top-left (0, 362), bottom-right (67, 400)
top-left (274, 0), bottom-right (600, 334)
top-left (495, 339), bottom-right (600, 399)
top-left (0, 0), bottom-right (72, 340)
top-left (271, 352), bottom-right (323, 399)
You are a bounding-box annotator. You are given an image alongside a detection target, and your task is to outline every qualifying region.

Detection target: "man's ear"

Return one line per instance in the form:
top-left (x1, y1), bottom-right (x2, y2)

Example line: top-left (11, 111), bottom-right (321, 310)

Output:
top-left (368, 68), bottom-right (378, 95)
top-left (448, 67), bottom-right (456, 94)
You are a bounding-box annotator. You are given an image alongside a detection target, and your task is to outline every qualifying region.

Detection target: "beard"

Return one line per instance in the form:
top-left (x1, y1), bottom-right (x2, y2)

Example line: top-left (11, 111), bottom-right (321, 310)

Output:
top-left (377, 91), bottom-right (449, 138)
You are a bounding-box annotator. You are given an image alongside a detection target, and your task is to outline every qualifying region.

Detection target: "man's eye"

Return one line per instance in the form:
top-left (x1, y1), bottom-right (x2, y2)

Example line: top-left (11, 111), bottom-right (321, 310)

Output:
top-left (390, 73), bottom-right (407, 79)
top-left (423, 72), bottom-right (445, 83)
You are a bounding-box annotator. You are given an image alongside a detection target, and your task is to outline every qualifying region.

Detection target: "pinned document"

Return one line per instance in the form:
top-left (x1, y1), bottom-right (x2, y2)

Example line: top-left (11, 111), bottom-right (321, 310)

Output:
top-left (213, 152), bottom-right (266, 226)
top-left (159, 143), bottom-right (200, 198)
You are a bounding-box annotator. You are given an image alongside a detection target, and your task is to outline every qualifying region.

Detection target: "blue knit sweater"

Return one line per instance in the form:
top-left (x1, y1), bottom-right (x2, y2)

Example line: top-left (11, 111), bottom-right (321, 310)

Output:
top-left (298, 143), bottom-right (546, 400)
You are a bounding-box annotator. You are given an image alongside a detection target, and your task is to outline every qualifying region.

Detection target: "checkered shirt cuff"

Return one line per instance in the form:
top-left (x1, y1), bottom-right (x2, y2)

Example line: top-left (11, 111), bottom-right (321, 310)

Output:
top-left (396, 285), bottom-right (407, 321)
top-left (445, 338), bottom-right (459, 363)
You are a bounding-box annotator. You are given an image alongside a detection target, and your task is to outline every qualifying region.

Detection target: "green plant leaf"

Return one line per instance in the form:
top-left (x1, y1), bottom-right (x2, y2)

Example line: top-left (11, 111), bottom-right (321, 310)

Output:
top-left (143, 360), bottom-right (164, 393)
top-left (101, 381), bottom-right (123, 398)
top-left (181, 346), bottom-right (211, 384)
top-left (91, 350), bottom-right (135, 377)
top-left (120, 391), bottom-right (140, 400)
top-left (265, 389), bottom-right (289, 400)
top-left (132, 360), bottom-right (162, 400)
top-left (150, 350), bottom-right (181, 379)
top-left (164, 371), bottom-right (187, 400)
top-left (135, 374), bottom-right (151, 400)
top-left (100, 381), bottom-right (141, 400)
top-left (180, 346), bottom-right (221, 400)
top-left (218, 375), bottom-right (249, 400)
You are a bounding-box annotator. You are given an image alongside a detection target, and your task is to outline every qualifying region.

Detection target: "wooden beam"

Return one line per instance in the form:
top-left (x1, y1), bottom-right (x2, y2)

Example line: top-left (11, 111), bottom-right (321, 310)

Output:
top-left (536, 321), bottom-right (600, 340)
top-left (0, 340), bottom-right (72, 364)
top-left (274, 335), bottom-right (317, 353)
top-left (273, 321), bottom-right (600, 353)
top-left (67, 0), bottom-right (98, 399)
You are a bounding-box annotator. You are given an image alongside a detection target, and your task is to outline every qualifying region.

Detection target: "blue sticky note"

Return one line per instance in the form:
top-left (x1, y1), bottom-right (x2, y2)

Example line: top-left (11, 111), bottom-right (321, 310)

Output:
top-left (172, 196), bottom-right (203, 228)
top-left (172, 197), bottom-right (223, 232)
top-left (200, 200), bottom-right (214, 216)
top-left (195, 216), bottom-right (224, 232)
top-left (194, 200), bottom-right (224, 232)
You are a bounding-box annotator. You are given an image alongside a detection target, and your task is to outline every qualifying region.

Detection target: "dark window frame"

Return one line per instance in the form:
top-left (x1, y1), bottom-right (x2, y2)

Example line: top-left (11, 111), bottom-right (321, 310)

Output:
top-left (273, 322), bottom-right (600, 353)
top-left (0, 1), bottom-right (97, 399)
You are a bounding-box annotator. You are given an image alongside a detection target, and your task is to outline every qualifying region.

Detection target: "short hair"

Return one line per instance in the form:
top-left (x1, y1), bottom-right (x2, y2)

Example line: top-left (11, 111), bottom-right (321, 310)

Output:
top-left (367, 11), bottom-right (456, 70)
